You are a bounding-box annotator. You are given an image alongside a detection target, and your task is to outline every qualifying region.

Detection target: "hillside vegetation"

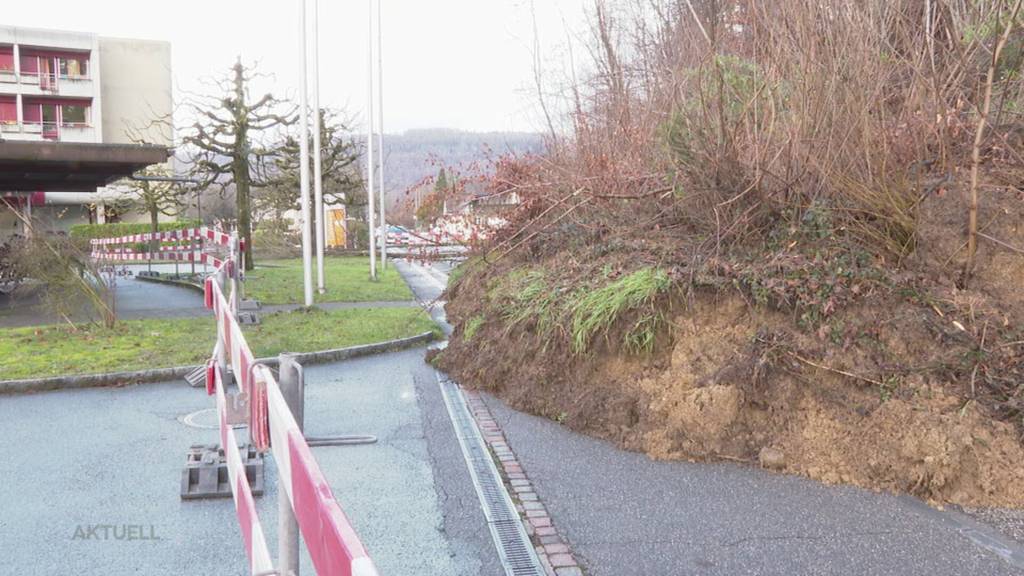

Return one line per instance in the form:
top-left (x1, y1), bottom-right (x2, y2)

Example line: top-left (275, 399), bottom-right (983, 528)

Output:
top-left (439, 1), bottom-right (1024, 507)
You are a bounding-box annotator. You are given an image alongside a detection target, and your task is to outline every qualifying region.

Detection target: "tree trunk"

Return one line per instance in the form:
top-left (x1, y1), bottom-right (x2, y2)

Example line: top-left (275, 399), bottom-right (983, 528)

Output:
top-left (231, 61), bottom-right (255, 271)
top-left (149, 206), bottom-right (159, 273)
top-left (236, 162), bottom-right (254, 271)
top-left (964, 0), bottom-right (1022, 285)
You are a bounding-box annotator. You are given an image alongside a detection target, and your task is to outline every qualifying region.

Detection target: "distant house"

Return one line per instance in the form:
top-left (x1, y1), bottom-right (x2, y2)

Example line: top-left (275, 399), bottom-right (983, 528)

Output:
top-left (429, 181), bottom-right (518, 243)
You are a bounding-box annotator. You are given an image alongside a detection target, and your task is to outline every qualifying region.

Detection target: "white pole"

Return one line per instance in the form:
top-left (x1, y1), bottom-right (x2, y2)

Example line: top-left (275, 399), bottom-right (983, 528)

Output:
top-left (312, 0), bottom-right (325, 293)
top-left (377, 0), bottom-right (387, 269)
top-left (299, 0), bottom-right (314, 306)
top-left (366, 0), bottom-right (377, 280)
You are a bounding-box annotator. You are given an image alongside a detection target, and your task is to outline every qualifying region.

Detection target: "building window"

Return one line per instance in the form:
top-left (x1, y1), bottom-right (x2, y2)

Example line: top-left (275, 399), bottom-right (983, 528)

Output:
top-left (58, 56), bottom-right (88, 79)
top-left (61, 104), bottom-right (88, 126)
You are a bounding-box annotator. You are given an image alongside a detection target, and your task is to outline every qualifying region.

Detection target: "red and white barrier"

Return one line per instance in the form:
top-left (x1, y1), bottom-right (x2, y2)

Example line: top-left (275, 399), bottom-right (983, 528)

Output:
top-left (92, 250), bottom-right (225, 267)
top-left (214, 362), bottom-right (275, 575)
top-left (202, 240), bottom-right (379, 576)
top-left (89, 226), bottom-right (244, 251)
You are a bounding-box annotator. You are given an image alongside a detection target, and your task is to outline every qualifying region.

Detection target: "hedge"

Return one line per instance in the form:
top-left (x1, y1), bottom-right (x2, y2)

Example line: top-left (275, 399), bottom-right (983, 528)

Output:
top-left (69, 220), bottom-right (202, 241)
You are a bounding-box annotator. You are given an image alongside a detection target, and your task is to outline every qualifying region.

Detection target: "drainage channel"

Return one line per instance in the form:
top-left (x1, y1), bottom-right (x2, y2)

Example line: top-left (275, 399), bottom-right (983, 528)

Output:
top-left (437, 373), bottom-right (546, 576)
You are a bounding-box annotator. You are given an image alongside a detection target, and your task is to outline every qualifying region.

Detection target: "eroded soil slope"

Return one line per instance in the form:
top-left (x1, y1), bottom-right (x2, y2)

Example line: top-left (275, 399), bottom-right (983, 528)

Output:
top-left (439, 197), bottom-right (1024, 507)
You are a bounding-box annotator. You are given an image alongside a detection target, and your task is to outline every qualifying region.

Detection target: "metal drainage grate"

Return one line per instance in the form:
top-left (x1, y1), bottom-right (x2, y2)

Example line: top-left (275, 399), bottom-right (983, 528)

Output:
top-left (437, 374), bottom-right (545, 576)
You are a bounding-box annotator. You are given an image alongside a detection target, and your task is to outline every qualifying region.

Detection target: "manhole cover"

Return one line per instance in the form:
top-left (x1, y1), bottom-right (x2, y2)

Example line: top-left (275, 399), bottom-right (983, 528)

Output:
top-left (178, 408), bottom-right (245, 430)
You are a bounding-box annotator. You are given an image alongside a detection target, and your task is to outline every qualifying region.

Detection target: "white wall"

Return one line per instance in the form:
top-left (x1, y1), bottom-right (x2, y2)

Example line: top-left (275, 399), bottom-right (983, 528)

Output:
top-left (98, 36), bottom-right (172, 145)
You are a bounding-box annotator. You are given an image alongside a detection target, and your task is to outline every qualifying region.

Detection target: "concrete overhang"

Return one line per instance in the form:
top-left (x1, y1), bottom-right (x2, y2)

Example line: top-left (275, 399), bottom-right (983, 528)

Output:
top-left (0, 140), bottom-right (170, 192)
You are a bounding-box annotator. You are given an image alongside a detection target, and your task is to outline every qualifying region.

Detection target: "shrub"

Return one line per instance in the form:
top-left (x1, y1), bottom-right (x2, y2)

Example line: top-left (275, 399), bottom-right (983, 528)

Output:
top-left (69, 220), bottom-right (201, 242)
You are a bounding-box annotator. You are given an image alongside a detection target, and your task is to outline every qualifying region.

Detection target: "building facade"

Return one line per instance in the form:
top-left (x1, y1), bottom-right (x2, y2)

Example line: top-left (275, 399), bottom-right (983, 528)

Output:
top-left (0, 26), bottom-right (172, 238)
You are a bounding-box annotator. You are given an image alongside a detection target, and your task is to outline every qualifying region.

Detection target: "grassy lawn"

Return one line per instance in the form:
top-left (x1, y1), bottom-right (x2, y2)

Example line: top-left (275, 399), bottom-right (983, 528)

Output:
top-left (0, 307), bottom-right (437, 381)
top-left (246, 256), bottom-right (412, 305)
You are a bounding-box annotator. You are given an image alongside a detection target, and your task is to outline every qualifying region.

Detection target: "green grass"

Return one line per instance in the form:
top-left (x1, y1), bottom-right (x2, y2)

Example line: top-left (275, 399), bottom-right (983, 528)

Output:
top-left (0, 307), bottom-right (437, 381)
top-left (570, 268), bottom-right (670, 354)
top-left (245, 256), bottom-right (413, 305)
top-left (462, 315), bottom-right (485, 342)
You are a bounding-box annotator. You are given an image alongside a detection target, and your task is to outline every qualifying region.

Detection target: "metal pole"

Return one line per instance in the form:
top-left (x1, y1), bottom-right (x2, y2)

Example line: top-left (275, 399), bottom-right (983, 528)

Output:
top-left (366, 0), bottom-right (377, 281)
top-left (376, 0), bottom-right (387, 269)
top-left (299, 0), bottom-right (315, 306)
top-left (312, 0), bottom-right (325, 294)
top-left (277, 353), bottom-right (304, 576)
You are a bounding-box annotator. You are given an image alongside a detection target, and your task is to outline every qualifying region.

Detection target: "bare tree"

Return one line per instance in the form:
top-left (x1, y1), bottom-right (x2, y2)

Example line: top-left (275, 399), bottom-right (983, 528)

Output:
top-left (176, 59), bottom-right (296, 270)
top-left (258, 108), bottom-right (364, 224)
top-left (114, 166), bottom-right (188, 255)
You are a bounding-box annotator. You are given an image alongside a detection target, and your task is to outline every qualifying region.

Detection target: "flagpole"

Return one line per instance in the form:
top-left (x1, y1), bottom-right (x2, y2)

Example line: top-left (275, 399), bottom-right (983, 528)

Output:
top-left (312, 0), bottom-right (325, 293)
top-left (299, 0), bottom-right (314, 306)
top-left (377, 0), bottom-right (387, 269)
top-left (366, 0), bottom-right (377, 280)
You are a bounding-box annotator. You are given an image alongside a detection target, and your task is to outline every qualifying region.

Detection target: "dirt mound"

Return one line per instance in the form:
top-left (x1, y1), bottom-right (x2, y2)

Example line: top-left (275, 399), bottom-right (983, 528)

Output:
top-left (633, 296), bottom-right (1024, 507)
top-left (440, 261), bottom-right (1024, 508)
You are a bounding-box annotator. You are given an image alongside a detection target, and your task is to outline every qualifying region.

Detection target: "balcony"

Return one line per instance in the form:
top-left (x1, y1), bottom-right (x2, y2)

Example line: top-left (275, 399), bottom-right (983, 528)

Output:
top-left (0, 121), bottom-right (96, 142)
top-left (4, 72), bottom-right (94, 97)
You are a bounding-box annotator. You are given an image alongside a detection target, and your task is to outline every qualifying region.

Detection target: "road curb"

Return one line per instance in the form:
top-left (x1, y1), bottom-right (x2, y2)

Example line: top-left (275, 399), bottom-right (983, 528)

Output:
top-left (134, 274), bottom-right (205, 293)
top-left (0, 331), bottom-right (436, 395)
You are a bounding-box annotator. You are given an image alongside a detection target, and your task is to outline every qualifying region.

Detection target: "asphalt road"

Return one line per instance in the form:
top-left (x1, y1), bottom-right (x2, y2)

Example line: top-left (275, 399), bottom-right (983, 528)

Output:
top-left (0, 347), bottom-right (501, 575)
top-left (0, 265), bottom-right (206, 328)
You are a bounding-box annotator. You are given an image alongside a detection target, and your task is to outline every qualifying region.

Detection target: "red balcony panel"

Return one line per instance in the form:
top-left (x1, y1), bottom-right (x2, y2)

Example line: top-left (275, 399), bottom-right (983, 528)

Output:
top-left (0, 47), bottom-right (12, 72)
top-left (0, 97), bottom-right (16, 123)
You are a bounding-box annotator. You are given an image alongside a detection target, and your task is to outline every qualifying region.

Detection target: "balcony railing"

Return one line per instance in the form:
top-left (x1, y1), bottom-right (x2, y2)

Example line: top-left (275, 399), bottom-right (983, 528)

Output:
top-left (0, 121), bottom-right (94, 142)
top-left (0, 70), bottom-right (92, 92)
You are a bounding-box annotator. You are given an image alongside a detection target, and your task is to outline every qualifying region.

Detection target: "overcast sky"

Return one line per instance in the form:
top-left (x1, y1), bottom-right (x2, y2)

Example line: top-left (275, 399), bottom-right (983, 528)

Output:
top-left (5, 0), bottom-right (591, 134)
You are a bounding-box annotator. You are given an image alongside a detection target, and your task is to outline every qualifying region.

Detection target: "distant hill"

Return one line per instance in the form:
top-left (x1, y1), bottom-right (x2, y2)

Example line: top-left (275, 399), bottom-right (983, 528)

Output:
top-left (378, 128), bottom-right (543, 206)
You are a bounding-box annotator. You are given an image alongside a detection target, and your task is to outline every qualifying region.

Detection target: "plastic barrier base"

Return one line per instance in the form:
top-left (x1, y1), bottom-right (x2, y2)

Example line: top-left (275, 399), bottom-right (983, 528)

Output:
top-left (180, 444), bottom-right (264, 500)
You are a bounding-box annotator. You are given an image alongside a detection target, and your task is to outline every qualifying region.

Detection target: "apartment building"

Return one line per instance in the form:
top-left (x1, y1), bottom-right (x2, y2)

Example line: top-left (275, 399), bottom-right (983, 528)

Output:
top-left (0, 26), bottom-right (172, 237)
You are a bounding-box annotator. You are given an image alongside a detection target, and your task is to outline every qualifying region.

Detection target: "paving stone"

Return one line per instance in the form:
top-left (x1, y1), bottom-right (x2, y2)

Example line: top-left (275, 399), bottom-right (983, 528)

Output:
top-left (530, 516), bottom-right (552, 528)
top-left (545, 543), bottom-right (570, 555)
top-left (555, 567), bottom-right (583, 576)
top-left (548, 553), bottom-right (577, 568)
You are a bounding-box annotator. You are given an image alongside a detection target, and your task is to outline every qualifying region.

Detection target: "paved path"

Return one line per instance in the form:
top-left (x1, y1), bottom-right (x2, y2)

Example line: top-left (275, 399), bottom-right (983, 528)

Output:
top-left (485, 395), bottom-right (1024, 575)
top-left (0, 348), bottom-right (501, 575)
top-left (397, 258), bottom-right (1024, 575)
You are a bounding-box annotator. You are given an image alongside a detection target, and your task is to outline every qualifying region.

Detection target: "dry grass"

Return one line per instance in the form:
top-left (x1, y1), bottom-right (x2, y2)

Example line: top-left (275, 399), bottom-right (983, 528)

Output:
top-left (486, 0), bottom-right (1024, 274)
